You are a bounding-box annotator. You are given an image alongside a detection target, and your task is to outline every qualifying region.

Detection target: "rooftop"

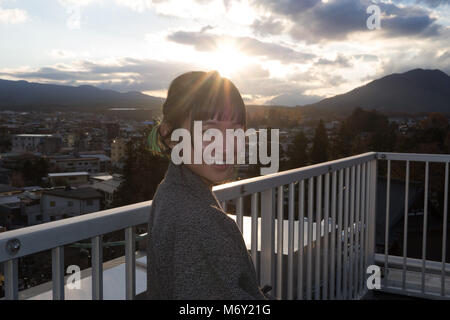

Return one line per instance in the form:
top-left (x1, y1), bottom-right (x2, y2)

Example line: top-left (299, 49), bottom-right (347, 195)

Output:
top-left (43, 187), bottom-right (102, 200)
top-left (48, 172), bottom-right (89, 177)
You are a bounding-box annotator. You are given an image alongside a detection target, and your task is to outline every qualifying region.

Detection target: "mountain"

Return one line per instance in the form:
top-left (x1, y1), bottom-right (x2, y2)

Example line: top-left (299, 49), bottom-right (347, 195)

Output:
top-left (0, 79), bottom-right (164, 112)
top-left (301, 69), bottom-right (450, 114)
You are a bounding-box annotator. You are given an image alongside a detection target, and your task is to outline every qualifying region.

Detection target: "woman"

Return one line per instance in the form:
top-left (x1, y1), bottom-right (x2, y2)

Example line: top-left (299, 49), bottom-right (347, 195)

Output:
top-left (146, 70), bottom-right (270, 300)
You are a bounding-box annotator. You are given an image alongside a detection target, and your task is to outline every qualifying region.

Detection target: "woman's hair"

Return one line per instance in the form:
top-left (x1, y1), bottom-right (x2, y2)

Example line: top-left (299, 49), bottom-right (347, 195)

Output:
top-left (148, 70), bottom-right (246, 157)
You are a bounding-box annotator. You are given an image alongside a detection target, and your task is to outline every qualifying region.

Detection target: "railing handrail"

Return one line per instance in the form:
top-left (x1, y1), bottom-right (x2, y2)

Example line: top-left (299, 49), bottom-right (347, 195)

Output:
top-left (0, 201), bottom-right (152, 262)
top-left (377, 152), bottom-right (450, 162)
top-left (214, 152), bottom-right (377, 200)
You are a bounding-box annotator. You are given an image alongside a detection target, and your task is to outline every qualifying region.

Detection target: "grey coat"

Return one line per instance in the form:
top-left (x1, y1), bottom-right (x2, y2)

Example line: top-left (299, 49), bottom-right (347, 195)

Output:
top-left (146, 162), bottom-right (268, 300)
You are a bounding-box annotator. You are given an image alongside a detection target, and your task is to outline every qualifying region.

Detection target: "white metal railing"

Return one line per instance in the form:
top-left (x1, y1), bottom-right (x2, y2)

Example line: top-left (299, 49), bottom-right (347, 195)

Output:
top-left (376, 152), bottom-right (450, 299)
top-left (3, 151), bottom-right (446, 300)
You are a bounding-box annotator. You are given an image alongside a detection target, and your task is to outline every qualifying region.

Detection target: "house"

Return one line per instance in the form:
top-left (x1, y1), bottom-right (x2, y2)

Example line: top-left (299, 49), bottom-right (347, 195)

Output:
top-left (111, 138), bottom-right (129, 168)
top-left (0, 184), bottom-right (22, 196)
top-left (11, 134), bottom-right (62, 154)
top-left (90, 174), bottom-right (123, 209)
top-left (49, 156), bottom-right (100, 173)
top-left (79, 153), bottom-right (111, 172)
top-left (41, 187), bottom-right (102, 222)
top-left (47, 172), bottom-right (89, 187)
top-left (0, 195), bottom-right (22, 228)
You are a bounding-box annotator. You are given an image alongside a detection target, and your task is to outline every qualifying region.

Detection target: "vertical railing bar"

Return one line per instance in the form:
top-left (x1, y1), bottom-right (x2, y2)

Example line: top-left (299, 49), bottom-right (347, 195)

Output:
top-left (260, 188), bottom-right (274, 290)
top-left (125, 226), bottom-right (136, 300)
top-left (336, 169), bottom-right (344, 299)
top-left (421, 161), bottom-right (429, 294)
top-left (441, 162), bottom-right (448, 297)
top-left (4, 259), bottom-right (19, 300)
top-left (276, 186), bottom-right (283, 299)
top-left (359, 163), bottom-right (366, 294)
top-left (343, 167), bottom-right (350, 299)
top-left (368, 160), bottom-right (377, 266)
top-left (364, 162), bottom-right (372, 286)
top-left (354, 164), bottom-right (361, 298)
top-left (330, 171), bottom-right (337, 300)
top-left (315, 175), bottom-right (322, 300)
top-left (52, 246), bottom-right (65, 300)
top-left (306, 177), bottom-right (314, 300)
top-left (237, 197), bottom-right (244, 234)
top-left (402, 161), bottom-right (410, 290)
top-left (287, 182), bottom-right (295, 300)
top-left (323, 172), bottom-right (330, 300)
top-left (91, 235), bottom-right (103, 300)
top-left (297, 180), bottom-right (305, 300)
top-left (251, 193), bottom-right (259, 275)
top-left (384, 160), bottom-right (391, 289)
top-left (349, 166), bottom-right (355, 299)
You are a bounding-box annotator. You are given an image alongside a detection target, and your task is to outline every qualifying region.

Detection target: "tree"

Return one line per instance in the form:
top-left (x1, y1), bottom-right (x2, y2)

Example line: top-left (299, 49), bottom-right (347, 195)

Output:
top-left (310, 119), bottom-right (329, 164)
top-left (283, 130), bottom-right (309, 170)
top-left (112, 126), bottom-right (168, 207)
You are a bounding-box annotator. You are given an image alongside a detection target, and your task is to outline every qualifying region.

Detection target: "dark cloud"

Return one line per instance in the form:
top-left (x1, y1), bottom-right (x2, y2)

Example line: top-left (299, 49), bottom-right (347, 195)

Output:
top-left (167, 30), bottom-right (316, 64)
top-left (315, 54), bottom-right (353, 68)
top-left (250, 0), bottom-right (320, 16)
top-left (0, 59), bottom-right (195, 92)
top-left (251, 16), bottom-right (285, 36)
top-left (381, 13), bottom-right (441, 37)
top-left (253, 0), bottom-right (443, 42)
top-left (416, 0), bottom-right (450, 8)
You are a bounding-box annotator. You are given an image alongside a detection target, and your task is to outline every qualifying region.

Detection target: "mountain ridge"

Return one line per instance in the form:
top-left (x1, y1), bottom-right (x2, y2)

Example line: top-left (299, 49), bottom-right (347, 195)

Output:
top-left (300, 68), bottom-right (450, 114)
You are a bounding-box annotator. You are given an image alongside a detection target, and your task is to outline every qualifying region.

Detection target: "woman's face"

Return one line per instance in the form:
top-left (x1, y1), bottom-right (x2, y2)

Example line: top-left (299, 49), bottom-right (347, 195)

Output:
top-left (177, 115), bottom-right (244, 185)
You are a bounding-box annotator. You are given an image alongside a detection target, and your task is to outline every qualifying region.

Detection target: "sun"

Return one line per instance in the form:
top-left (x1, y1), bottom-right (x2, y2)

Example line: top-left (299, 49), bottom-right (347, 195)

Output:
top-left (204, 43), bottom-right (250, 78)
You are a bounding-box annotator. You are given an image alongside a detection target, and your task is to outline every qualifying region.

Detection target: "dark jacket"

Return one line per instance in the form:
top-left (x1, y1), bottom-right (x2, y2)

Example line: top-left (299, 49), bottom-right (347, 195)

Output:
top-left (146, 162), bottom-right (267, 299)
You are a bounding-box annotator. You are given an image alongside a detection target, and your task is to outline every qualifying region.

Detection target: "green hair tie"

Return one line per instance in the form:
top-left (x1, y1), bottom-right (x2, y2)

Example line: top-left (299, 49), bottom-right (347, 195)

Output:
top-left (147, 124), bottom-right (162, 155)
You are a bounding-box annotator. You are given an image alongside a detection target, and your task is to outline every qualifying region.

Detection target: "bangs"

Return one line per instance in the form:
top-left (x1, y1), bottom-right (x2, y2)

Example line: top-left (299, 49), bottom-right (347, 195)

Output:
top-left (189, 73), bottom-right (246, 126)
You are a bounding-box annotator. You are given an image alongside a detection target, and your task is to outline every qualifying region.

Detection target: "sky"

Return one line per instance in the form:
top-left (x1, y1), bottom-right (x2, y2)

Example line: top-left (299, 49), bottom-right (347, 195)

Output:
top-left (0, 0), bottom-right (449, 106)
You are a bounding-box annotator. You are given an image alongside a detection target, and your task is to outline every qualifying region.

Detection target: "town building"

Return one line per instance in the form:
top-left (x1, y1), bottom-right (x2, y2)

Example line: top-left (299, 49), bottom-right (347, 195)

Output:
top-left (11, 134), bottom-right (62, 154)
top-left (47, 172), bottom-right (89, 187)
top-left (40, 187), bottom-right (101, 222)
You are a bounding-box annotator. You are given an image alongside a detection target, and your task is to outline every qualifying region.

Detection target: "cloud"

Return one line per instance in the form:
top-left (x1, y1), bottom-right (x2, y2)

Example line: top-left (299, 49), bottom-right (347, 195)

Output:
top-left (315, 54), bottom-right (353, 68)
top-left (253, 0), bottom-right (444, 42)
top-left (251, 16), bottom-right (286, 36)
top-left (250, 0), bottom-right (320, 16)
top-left (0, 58), bottom-right (195, 92)
top-left (416, 0), bottom-right (450, 8)
top-left (378, 48), bottom-right (450, 77)
top-left (58, 0), bottom-right (97, 29)
top-left (0, 6), bottom-right (28, 24)
top-left (167, 29), bottom-right (316, 64)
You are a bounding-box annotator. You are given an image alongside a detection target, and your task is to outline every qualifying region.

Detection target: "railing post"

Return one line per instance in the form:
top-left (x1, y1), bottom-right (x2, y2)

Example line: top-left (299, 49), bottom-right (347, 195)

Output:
top-left (260, 188), bottom-right (274, 289)
top-left (125, 227), bottom-right (136, 300)
top-left (368, 159), bottom-right (377, 267)
top-left (91, 235), bottom-right (103, 300)
top-left (4, 259), bottom-right (19, 300)
top-left (52, 246), bottom-right (65, 300)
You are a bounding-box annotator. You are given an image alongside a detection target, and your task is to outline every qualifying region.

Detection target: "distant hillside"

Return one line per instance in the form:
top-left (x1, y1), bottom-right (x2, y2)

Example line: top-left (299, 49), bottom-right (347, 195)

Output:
top-left (0, 79), bottom-right (164, 112)
top-left (301, 69), bottom-right (450, 114)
